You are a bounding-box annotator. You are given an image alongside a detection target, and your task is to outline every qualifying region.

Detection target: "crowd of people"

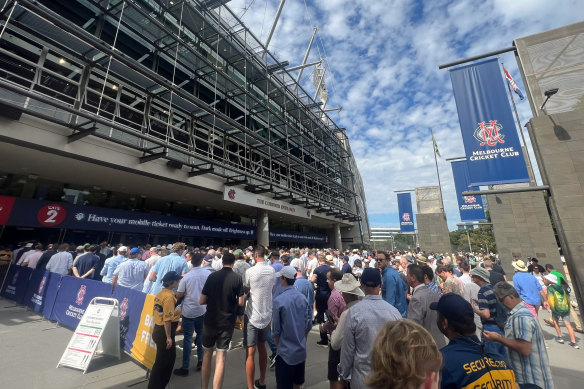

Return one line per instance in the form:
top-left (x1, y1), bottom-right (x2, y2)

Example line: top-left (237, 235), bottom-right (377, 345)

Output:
top-left (2, 240), bottom-right (579, 389)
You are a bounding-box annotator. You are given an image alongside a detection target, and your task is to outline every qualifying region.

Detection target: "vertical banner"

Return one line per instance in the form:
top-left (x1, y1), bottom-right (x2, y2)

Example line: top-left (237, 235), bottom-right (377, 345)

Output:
top-left (451, 160), bottom-right (487, 221)
top-left (449, 58), bottom-right (529, 186)
top-left (130, 293), bottom-right (157, 370)
top-left (397, 193), bottom-right (415, 232)
top-left (0, 265), bottom-right (33, 303)
top-left (111, 286), bottom-right (147, 353)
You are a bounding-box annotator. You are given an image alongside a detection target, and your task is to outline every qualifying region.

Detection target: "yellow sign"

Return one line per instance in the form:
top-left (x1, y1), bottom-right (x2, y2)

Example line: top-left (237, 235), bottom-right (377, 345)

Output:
top-left (130, 294), bottom-right (157, 370)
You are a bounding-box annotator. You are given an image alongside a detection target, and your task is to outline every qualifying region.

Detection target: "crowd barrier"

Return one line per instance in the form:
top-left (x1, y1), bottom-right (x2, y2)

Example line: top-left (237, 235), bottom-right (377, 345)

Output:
top-left (0, 265), bottom-right (156, 369)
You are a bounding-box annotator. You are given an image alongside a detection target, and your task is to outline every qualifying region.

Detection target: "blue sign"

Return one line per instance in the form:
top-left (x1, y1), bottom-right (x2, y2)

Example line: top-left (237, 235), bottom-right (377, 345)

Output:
top-left (451, 160), bottom-right (487, 221)
top-left (52, 276), bottom-right (112, 330)
top-left (397, 193), bottom-right (415, 232)
top-left (42, 272), bottom-right (63, 319)
top-left (270, 229), bottom-right (326, 243)
top-left (111, 285), bottom-right (147, 353)
top-left (24, 269), bottom-right (48, 311)
top-left (449, 58), bottom-right (529, 186)
top-left (0, 265), bottom-right (32, 303)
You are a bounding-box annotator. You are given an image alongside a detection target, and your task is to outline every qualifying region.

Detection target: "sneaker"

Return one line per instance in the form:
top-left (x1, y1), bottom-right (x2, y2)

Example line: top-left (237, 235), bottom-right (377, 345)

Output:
top-left (173, 368), bottom-right (189, 377)
top-left (316, 340), bottom-right (328, 348)
top-left (196, 360), bottom-right (203, 371)
top-left (555, 337), bottom-right (565, 344)
top-left (269, 355), bottom-right (277, 368)
top-left (254, 379), bottom-right (267, 389)
top-left (569, 342), bottom-right (580, 349)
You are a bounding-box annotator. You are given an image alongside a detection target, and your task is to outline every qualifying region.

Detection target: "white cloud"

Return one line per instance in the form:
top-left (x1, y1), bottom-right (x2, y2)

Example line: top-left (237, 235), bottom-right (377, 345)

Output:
top-left (225, 0), bottom-right (582, 230)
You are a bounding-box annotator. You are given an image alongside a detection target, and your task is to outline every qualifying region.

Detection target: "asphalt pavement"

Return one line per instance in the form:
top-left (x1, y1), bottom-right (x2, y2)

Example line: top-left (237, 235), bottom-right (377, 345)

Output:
top-left (0, 298), bottom-right (582, 389)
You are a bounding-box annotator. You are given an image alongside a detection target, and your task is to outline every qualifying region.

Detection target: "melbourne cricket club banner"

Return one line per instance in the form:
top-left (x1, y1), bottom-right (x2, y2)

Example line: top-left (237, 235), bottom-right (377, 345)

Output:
top-left (130, 293), bottom-right (157, 370)
top-left (111, 285), bottom-right (147, 353)
top-left (449, 58), bottom-right (529, 186)
top-left (0, 265), bottom-right (33, 303)
top-left (451, 160), bottom-right (486, 221)
top-left (42, 272), bottom-right (63, 319)
top-left (23, 269), bottom-right (49, 311)
top-left (397, 193), bottom-right (415, 233)
top-left (52, 276), bottom-right (112, 329)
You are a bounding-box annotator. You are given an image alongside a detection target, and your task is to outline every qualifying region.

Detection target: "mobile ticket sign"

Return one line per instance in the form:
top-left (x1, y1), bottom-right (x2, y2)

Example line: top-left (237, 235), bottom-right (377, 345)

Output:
top-left (57, 297), bottom-right (120, 373)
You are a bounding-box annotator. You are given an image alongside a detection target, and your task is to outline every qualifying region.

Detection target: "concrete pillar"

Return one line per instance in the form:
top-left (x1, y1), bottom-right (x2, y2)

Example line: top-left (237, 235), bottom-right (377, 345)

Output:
top-left (257, 209), bottom-right (269, 247)
top-left (334, 223), bottom-right (342, 250)
top-left (416, 213), bottom-right (451, 253)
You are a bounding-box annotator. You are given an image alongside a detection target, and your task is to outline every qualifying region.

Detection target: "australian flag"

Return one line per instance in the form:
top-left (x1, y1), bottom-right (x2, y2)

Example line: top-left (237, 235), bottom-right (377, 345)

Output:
top-left (503, 66), bottom-right (524, 100)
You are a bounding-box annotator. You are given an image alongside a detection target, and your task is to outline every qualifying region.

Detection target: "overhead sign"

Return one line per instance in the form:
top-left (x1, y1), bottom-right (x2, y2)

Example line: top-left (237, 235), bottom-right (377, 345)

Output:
top-left (449, 58), bottom-right (529, 186)
top-left (451, 160), bottom-right (486, 221)
top-left (270, 229), bottom-right (326, 243)
top-left (0, 195), bottom-right (255, 239)
top-left (223, 187), bottom-right (312, 219)
top-left (397, 193), bottom-right (415, 232)
top-left (57, 298), bottom-right (120, 373)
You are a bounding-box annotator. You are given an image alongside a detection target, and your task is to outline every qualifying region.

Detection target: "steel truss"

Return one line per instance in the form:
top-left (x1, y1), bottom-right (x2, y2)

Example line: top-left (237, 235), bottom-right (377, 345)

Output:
top-left (0, 0), bottom-right (369, 225)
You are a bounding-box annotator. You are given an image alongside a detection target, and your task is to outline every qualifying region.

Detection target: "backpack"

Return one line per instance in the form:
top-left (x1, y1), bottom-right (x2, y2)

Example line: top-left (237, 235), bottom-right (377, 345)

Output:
top-left (548, 284), bottom-right (570, 317)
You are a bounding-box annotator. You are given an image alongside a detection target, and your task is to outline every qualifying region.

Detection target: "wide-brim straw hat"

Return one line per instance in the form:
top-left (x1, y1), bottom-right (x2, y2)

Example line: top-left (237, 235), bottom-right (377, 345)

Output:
top-left (512, 260), bottom-right (528, 272)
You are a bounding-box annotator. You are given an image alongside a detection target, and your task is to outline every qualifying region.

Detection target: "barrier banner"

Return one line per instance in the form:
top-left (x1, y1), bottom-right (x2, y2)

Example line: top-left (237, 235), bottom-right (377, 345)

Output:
top-left (42, 272), bottom-right (63, 319)
top-left (130, 293), bottom-right (157, 370)
top-left (111, 285), bottom-right (147, 353)
top-left (451, 160), bottom-right (487, 221)
top-left (52, 276), bottom-right (112, 329)
top-left (0, 265), bottom-right (32, 303)
top-left (397, 193), bottom-right (415, 232)
top-left (24, 269), bottom-right (48, 311)
top-left (449, 58), bottom-right (529, 186)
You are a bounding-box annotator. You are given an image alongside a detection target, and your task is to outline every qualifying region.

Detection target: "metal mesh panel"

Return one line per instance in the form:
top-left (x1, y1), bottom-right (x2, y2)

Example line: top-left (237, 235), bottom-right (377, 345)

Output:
top-left (515, 22), bottom-right (584, 116)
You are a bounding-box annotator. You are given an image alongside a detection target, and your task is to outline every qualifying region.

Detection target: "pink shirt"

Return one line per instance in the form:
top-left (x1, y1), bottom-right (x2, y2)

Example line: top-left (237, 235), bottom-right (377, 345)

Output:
top-left (323, 288), bottom-right (346, 333)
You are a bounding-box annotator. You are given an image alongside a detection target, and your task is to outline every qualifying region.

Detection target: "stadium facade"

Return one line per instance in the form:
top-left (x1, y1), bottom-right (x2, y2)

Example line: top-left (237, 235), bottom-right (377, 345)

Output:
top-left (0, 0), bottom-right (370, 248)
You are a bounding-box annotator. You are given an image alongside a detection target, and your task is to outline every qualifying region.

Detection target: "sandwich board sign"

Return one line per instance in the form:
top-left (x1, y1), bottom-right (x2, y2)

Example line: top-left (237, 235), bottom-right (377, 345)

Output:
top-left (57, 297), bottom-right (120, 373)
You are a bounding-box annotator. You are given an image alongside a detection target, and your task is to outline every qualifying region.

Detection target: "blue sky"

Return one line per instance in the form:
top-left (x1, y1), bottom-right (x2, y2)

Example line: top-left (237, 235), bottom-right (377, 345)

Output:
top-left (225, 0), bottom-right (583, 230)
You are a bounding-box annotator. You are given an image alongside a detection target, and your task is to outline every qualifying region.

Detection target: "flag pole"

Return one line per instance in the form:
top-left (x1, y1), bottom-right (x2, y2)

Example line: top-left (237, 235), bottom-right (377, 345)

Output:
top-left (431, 129), bottom-right (445, 213)
top-left (500, 60), bottom-right (536, 186)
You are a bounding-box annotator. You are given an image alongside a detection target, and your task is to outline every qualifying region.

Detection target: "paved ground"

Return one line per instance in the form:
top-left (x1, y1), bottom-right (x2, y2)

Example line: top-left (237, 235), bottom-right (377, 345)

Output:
top-left (0, 297), bottom-right (582, 389)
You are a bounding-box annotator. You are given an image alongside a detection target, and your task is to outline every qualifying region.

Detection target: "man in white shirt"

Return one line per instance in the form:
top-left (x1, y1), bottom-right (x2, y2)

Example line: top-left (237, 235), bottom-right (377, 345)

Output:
top-left (244, 246), bottom-right (275, 389)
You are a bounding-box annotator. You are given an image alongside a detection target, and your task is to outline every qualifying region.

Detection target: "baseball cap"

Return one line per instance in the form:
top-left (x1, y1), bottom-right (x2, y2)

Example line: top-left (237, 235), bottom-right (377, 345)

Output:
top-left (275, 266), bottom-right (297, 280)
top-left (130, 247), bottom-right (141, 255)
top-left (118, 246), bottom-right (128, 252)
top-left (430, 293), bottom-right (473, 321)
top-left (360, 268), bottom-right (381, 287)
top-left (162, 271), bottom-right (182, 284)
top-left (25, 243), bottom-right (34, 247)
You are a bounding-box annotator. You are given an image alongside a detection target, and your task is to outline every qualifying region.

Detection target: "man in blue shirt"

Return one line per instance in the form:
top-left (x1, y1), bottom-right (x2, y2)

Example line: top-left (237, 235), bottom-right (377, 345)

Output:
top-left (148, 242), bottom-right (189, 295)
top-left (72, 245), bottom-right (101, 280)
top-left (377, 251), bottom-right (408, 317)
top-left (112, 247), bottom-right (149, 291)
top-left (512, 260), bottom-right (546, 319)
top-left (272, 266), bottom-right (312, 389)
top-left (101, 246), bottom-right (128, 283)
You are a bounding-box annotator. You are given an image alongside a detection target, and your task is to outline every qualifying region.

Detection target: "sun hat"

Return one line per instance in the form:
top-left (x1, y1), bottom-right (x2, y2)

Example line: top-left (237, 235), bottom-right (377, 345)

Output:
top-left (470, 266), bottom-right (491, 282)
top-left (325, 254), bottom-right (334, 263)
top-left (334, 273), bottom-right (364, 296)
top-left (512, 260), bottom-right (529, 272)
top-left (544, 273), bottom-right (558, 284)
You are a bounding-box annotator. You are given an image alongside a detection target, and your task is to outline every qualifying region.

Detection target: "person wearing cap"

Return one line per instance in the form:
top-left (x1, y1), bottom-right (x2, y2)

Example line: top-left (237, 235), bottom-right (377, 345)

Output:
top-left (101, 246), bottom-right (128, 284)
top-left (147, 242), bottom-right (188, 295)
top-left (512, 260), bottom-right (546, 319)
top-left (432, 293), bottom-right (517, 389)
top-left (338, 267), bottom-right (401, 389)
top-left (272, 266), bottom-right (312, 389)
top-left (484, 283), bottom-right (554, 389)
top-left (543, 273), bottom-right (579, 349)
top-left (330, 273), bottom-right (363, 351)
top-left (148, 271), bottom-right (182, 389)
top-left (367, 320), bottom-right (442, 389)
top-left (469, 266), bottom-right (507, 360)
top-left (377, 251), bottom-right (408, 318)
top-left (244, 245), bottom-right (275, 389)
top-left (112, 247), bottom-right (149, 291)
top-left (200, 252), bottom-right (244, 389)
top-left (72, 244), bottom-right (101, 280)
top-left (406, 264), bottom-right (447, 349)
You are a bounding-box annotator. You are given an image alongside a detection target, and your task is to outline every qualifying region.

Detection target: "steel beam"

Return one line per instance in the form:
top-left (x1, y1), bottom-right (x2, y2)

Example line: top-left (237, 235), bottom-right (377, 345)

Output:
top-left (462, 186), bottom-right (549, 196)
top-left (139, 151), bottom-right (167, 163)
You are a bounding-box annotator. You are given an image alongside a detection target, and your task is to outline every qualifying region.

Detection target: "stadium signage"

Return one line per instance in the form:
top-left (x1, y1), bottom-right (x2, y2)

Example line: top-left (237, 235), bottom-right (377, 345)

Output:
top-left (223, 187), bottom-right (312, 219)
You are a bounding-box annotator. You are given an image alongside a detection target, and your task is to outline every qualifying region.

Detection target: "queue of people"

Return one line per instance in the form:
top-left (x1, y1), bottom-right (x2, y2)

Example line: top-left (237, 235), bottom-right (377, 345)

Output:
top-left (3, 239), bottom-right (578, 389)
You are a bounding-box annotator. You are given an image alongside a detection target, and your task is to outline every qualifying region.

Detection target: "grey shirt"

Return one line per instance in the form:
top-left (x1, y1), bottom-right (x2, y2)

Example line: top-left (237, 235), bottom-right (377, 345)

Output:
top-left (339, 295), bottom-right (402, 389)
top-left (46, 252), bottom-right (73, 275)
top-left (407, 284), bottom-right (448, 349)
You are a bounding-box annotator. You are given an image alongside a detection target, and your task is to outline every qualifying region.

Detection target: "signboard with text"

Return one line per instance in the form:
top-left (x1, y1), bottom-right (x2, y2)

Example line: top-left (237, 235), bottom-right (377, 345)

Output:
top-left (451, 160), bottom-right (487, 221)
top-left (223, 187), bottom-right (312, 219)
top-left (397, 193), bottom-right (415, 233)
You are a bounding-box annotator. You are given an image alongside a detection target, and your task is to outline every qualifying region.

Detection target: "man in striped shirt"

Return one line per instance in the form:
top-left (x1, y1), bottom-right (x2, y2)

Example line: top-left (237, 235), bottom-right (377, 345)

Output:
top-left (484, 283), bottom-right (555, 389)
